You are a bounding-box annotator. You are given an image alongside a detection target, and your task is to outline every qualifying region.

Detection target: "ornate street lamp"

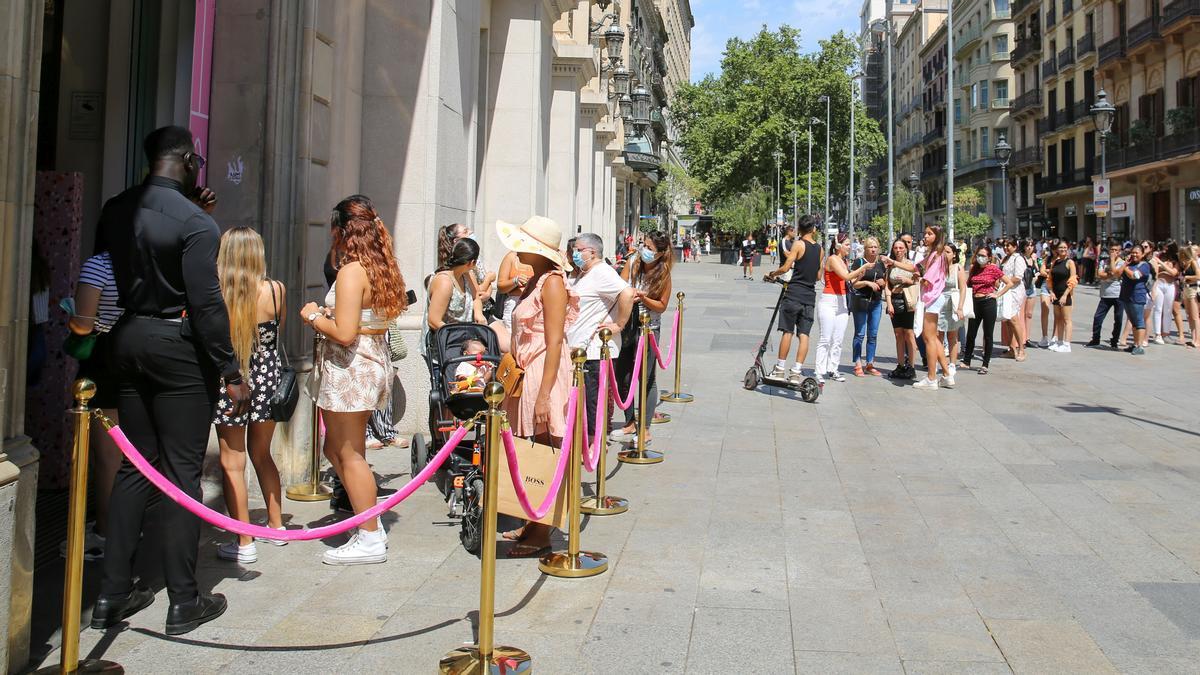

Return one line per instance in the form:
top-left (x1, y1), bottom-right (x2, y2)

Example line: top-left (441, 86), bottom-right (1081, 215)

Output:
top-left (610, 66), bottom-right (631, 98)
top-left (994, 133), bottom-right (1012, 237)
top-left (603, 23), bottom-right (624, 68)
top-left (1091, 89), bottom-right (1116, 240)
top-left (595, 0), bottom-right (612, 9)
top-left (632, 85), bottom-right (651, 134)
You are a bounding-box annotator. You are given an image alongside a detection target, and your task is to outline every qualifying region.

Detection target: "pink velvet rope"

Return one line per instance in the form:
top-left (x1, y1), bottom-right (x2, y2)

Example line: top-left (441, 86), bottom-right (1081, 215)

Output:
top-left (106, 424), bottom-right (470, 541)
top-left (578, 360), bottom-right (608, 472)
top-left (606, 334), bottom-right (644, 410)
top-left (498, 388), bottom-right (577, 520)
top-left (648, 311), bottom-right (681, 369)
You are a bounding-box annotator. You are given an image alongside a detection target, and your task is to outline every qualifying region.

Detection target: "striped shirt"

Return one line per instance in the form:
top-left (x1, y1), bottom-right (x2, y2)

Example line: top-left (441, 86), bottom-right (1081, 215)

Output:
top-left (78, 252), bottom-right (123, 332)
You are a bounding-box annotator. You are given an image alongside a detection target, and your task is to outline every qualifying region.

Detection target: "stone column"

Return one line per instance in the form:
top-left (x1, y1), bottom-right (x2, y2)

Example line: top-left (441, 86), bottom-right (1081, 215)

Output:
top-left (575, 93), bottom-right (604, 235)
top-left (547, 68), bottom-right (581, 232)
top-left (0, 1), bottom-right (43, 669)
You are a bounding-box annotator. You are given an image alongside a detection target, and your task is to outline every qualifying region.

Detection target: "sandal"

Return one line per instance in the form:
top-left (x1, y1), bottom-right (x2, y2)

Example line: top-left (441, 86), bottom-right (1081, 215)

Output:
top-left (978, 367), bottom-right (988, 375)
top-left (506, 542), bottom-right (551, 558)
top-left (853, 364), bottom-right (865, 377)
top-left (500, 527), bottom-right (527, 542)
top-left (865, 365), bottom-right (883, 377)
top-left (1015, 350), bottom-right (1027, 362)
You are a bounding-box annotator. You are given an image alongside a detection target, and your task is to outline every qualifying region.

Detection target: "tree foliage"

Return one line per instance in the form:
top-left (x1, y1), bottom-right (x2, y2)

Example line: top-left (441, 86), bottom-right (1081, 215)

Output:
top-left (941, 187), bottom-right (992, 241)
top-left (673, 26), bottom-right (887, 211)
top-left (868, 189), bottom-right (926, 244)
top-left (654, 162), bottom-right (703, 214)
top-left (710, 181), bottom-right (770, 235)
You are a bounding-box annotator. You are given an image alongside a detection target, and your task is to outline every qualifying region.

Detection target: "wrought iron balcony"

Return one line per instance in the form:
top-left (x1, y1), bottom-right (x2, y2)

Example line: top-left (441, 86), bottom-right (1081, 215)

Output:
top-left (1098, 36), bottom-right (1127, 67)
top-left (923, 126), bottom-right (946, 144)
top-left (1164, 0), bottom-right (1200, 32)
top-left (1076, 33), bottom-right (1095, 56)
top-left (1012, 35), bottom-right (1043, 64)
top-left (1043, 56), bottom-right (1059, 80)
top-left (1128, 16), bottom-right (1162, 52)
top-left (1011, 146), bottom-right (1043, 169)
top-left (1103, 128), bottom-right (1200, 171)
top-left (1058, 46), bottom-right (1075, 70)
top-left (1012, 88), bottom-right (1043, 116)
top-left (1046, 5), bottom-right (1057, 27)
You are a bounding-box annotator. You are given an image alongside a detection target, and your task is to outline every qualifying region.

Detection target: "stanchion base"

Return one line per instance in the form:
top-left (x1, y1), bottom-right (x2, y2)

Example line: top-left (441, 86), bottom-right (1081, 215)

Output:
top-left (651, 412), bottom-right (671, 424)
top-left (35, 659), bottom-right (123, 674)
top-left (617, 449), bottom-right (664, 464)
top-left (538, 550), bottom-right (609, 578)
top-left (660, 392), bottom-right (695, 403)
top-left (439, 645), bottom-right (531, 674)
top-left (285, 482), bottom-right (331, 502)
top-left (580, 494), bottom-right (629, 516)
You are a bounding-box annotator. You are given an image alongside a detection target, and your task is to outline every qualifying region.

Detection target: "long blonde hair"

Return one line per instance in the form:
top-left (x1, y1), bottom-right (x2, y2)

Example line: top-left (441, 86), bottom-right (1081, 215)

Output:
top-left (218, 227), bottom-right (267, 376)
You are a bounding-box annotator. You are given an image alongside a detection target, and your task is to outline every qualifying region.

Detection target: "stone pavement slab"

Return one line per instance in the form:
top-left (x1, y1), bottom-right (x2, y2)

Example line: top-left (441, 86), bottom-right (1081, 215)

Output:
top-left (29, 257), bottom-right (1200, 673)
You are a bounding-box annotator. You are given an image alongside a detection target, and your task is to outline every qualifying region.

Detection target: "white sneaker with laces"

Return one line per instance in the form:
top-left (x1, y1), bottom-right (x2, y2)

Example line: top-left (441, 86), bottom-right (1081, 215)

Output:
top-left (913, 377), bottom-right (939, 390)
top-left (323, 527), bottom-right (387, 566)
top-left (939, 375), bottom-right (956, 389)
top-left (217, 541), bottom-right (258, 563)
top-left (1059, 342), bottom-right (1072, 353)
top-left (1153, 336), bottom-right (1166, 345)
top-left (829, 371), bottom-right (846, 382)
top-left (787, 369), bottom-right (803, 386)
top-left (767, 365), bottom-right (788, 380)
top-left (257, 526), bottom-right (289, 547)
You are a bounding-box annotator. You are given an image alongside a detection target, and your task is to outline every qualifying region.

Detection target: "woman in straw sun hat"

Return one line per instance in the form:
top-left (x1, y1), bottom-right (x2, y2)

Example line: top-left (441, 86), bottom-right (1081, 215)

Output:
top-left (494, 215), bottom-right (579, 557)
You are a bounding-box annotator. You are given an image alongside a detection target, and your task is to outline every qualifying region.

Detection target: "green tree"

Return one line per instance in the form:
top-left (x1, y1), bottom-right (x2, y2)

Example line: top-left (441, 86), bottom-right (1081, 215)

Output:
top-left (654, 162), bottom-right (703, 213)
top-left (710, 182), bottom-right (771, 236)
top-left (867, 189), bottom-right (925, 244)
top-left (673, 26), bottom-right (886, 209)
top-left (941, 187), bottom-right (992, 242)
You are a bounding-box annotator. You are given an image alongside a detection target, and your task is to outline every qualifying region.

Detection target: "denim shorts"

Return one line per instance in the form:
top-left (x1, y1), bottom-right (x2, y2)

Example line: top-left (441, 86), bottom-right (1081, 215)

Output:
top-left (1122, 300), bottom-right (1146, 329)
top-left (924, 293), bottom-right (948, 316)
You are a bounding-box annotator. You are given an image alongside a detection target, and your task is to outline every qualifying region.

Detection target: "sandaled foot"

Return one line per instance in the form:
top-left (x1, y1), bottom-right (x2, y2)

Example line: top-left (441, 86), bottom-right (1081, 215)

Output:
top-left (500, 527), bottom-right (527, 542)
top-left (978, 367), bottom-right (988, 375)
top-left (506, 542), bottom-right (551, 558)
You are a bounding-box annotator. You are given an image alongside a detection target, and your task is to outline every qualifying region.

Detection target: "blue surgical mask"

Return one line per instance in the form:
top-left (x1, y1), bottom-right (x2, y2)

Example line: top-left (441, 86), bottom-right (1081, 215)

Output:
top-left (640, 248), bottom-right (656, 263)
top-left (571, 250), bottom-right (586, 268)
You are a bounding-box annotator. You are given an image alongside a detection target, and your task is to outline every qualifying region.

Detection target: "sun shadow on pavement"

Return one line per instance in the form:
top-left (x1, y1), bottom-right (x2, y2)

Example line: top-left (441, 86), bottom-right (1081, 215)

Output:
top-left (1057, 402), bottom-right (1200, 439)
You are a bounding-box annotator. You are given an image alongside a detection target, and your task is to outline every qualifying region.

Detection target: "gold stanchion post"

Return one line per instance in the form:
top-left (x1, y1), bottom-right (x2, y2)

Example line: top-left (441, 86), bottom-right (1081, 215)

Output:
top-left (660, 291), bottom-right (694, 404)
top-left (618, 308), bottom-right (663, 464)
top-left (440, 383), bottom-right (530, 674)
top-left (580, 329), bottom-right (628, 516)
top-left (287, 334), bottom-right (331, 502)
top-left (36, 379), bottom-right (122, 674)
top-left (539, 349), bottom-right (609, 578)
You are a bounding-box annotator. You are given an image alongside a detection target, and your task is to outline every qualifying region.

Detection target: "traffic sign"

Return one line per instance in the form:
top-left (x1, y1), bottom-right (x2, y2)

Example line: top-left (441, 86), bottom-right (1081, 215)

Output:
top-left (1093, 178), bottom-right (1110, 216)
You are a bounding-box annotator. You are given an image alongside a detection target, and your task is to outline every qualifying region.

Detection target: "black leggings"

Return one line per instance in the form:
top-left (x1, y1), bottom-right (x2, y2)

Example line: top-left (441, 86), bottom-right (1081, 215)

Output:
top-left (616, 327), bottom-right (659, 428)
top-left (963, 296), bottom-right (997, 368)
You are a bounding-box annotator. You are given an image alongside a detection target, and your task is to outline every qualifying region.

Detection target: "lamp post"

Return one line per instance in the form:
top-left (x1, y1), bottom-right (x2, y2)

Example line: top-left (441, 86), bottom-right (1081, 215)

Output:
top-left (907, 171), bottom-right (921, 236)
top-left (871, 17), bottom-right (895, 246)
top-left (807, 117), bottom-right (820, 218)
top-left (946, 0), bottom-right (955, 242)
top-left (819, 94), bottom-right (831, 224)
top-left (1090, 89), bottom-right (1116, 241)
top-left (994, 133), bottom-right (1012, 238)
top-left (867, 180), bottom-right (877, 226)
top-left (849, 75), bottom-right (861, 246)
top-left (773, 148), bottom-right (783, 238)
top-left (791, 129), bottom-right (799, 225)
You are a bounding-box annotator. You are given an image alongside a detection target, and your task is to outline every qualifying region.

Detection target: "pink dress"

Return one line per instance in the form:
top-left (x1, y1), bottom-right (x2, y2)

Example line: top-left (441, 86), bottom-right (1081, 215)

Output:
top-left (505, 271), bottom-right (579, 438)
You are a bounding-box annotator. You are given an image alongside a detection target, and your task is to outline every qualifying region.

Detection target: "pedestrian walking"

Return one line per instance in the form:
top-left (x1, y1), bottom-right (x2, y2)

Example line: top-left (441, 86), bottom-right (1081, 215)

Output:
top-left (212, 227), bottom-right (287, 564)
top-left (301, 195), bottom-right (408, 565)
top-left (740, 235), bottom-right (758, 279)
top-left (94, 126), bottom-right (247, 635)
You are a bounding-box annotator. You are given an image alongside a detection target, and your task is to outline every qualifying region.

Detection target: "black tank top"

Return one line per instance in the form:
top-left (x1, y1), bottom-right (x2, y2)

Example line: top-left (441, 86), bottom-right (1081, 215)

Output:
top-left (785, 240), bottom-right (821, 304)
top-left (1050, 258), bottom-right (1071, 296)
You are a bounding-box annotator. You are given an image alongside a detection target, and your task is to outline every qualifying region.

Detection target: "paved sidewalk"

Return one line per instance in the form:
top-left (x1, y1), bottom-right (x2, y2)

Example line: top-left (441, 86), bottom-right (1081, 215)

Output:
top-left (31, 257), bottom-right (1200, 673)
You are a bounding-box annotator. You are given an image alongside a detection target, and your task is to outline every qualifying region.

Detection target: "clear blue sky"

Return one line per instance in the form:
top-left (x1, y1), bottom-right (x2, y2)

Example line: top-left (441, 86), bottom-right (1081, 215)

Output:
top-left (690, 0), bottom-right (861, 81)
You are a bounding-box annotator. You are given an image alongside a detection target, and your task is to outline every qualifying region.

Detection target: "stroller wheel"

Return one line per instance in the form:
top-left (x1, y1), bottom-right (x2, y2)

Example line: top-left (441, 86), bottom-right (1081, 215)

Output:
top-left (800, 378), bottom-right (821, 403)
top-left (742, 367), bottom-right (760, 391)
top-left (459, 476), bottom-right (484, 555)
top-left (410, 433), bottom-right (429, 476)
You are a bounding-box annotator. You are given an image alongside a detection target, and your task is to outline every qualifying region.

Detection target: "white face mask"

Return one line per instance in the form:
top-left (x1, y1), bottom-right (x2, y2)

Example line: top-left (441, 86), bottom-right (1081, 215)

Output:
top-left (976, 255), bottom-right (988, 266)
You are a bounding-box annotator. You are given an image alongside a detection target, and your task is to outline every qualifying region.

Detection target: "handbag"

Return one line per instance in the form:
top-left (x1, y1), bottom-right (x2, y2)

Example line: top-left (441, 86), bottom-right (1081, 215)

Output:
top-left (497, 352), bottom-right (524, 399)
top-left (63, 331), bottom-right (98, 360)
top-left (387, 318), bottom-right (408, 362)
top-left (266, 280), bottom-right (300, 422)
top-left (495, 436), bottom-right (569, 529)
top-left (960, 288), bottom-right (976, 320)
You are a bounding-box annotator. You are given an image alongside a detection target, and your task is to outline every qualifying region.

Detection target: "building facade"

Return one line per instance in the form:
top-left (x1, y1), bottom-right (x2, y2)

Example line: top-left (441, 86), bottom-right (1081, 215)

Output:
top-left (1010, 0), bottom-right (1046, 236)
top-left (921, 21), bottom-right (951, 223)
top-left (0, 1), bottom-right (689, 668)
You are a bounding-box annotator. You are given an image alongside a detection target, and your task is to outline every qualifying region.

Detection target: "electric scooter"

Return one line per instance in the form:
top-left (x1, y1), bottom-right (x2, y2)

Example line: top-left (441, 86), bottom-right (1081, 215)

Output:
top-left (743, 277), bottom-right (822, 402)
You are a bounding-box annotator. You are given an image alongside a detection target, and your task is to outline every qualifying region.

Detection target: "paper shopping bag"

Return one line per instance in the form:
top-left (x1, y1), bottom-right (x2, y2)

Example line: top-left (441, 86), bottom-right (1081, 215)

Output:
top-left (495, 436), bottom-right (569, 530)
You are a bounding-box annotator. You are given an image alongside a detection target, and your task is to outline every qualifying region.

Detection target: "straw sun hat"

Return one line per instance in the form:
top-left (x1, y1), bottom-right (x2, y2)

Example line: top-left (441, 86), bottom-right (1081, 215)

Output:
top-left (495, 216), bottom-right (572, 271)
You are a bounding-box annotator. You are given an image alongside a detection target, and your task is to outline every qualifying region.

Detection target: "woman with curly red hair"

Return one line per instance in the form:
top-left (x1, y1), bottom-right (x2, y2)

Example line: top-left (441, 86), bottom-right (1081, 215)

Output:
top-left (300, 195), bottom-right (408, 565)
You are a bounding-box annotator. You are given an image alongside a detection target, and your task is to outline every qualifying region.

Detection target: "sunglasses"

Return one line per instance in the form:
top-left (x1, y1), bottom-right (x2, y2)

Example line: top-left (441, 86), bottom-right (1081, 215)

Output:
top-left (182, 152), bottom-right (206, 170)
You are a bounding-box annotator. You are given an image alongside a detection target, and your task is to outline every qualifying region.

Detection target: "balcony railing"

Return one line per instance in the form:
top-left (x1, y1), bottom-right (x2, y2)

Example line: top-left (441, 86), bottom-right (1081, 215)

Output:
top-left (1011, 146), bottom-right (1044, 168)
top-left (1014, 0), bottom-right (1039, 15)
top-left (1077, 33), bottom-right (1095, 56)
top-left (1047, 5), bottom-right (1057, 26)
top-left (956, 24), bottom-right (984, 57)
top-left (1039, 168), bottom-right (1092, 193)
top-left (957, 157), bottom-right (1002, 176)
top-left (991, 98), bottom-right (1012, 109)
top-left (921, 166), bottom-right (945, 181)
top-left (1099, 36), bottom-right (1127, 66)
top-left (923, 127), bottom-right (946, 144)
top-left (992, 50), bottom-right (1012, 62)
top-left (1058, 46), bottom-right (1075, 70)
top-left (1128, 16), bottom-right (1162, 51)
top-left (1012, 35), bottom-right (1043, 63)
top-left (1012, 88), bottom-right (1043, 115)
top-left (1104, 128), bottom-right (1200, 171)
top-left (1043, 56), bottom-right (1059, 79)
top-left (1164, 0), bottom-right (1200, 30)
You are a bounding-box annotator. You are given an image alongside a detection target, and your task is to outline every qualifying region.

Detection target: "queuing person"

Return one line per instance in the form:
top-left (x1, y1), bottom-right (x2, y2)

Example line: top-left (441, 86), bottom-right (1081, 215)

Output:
top-left (1150, 241), bottom-right (1185, 344)
top-left (95, 126), bottom-right (247, 635)
top-left (426, 238), bottom-right (487, 332)
top-left (1180, 244), bottom-right (1200, 347)
top-left (494, 216), bottom-right (578, 557)
top-left (65, 234), bottom-right (124, 561)
top-left (815, 233), bottom-right (870, 383)
top-left (888, 225), bottom-right (953, 389)
top-left (1119, 243), bottom-right (1152, 354)
top-left (962, 246), bottom-right (1005, 374)
top-left (765, 215), bottom-right (821, 383)
top-left (740, 235), bottom-right (758, 279)
top-left (884, 238), bottom-right (920, 379)
top-left (613, 231), bottom-right (675, 438)
top-left (1088, 240), bottom-right (1126, 349)
top-left (566, 233), bottom-right (634, 440)
top-left (998, 239), bottom-right (1029, 361)
top-left (938, 244), bottom-right (968, 377)
top-left (849, 237), bottom-right (887, 377)
top-left (212, 227), bottom-right (287, 564)
top-left (301, 195), bottom-right (408, 565)
top-left (1030, 243), bottom-right (1053, 347)
top-left (1047, 240), bottom-right (1078, 352)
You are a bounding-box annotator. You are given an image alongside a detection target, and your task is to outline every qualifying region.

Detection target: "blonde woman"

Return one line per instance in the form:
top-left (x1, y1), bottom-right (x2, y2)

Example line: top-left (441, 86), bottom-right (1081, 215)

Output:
top-left (212, 227), bottom-right (287, 563)
top-left (1180, 245), bottom-right (1200, 348)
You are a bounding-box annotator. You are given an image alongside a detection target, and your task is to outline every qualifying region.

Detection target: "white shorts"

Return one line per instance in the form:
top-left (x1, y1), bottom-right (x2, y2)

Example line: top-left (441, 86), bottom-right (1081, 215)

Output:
top-left (923, 293), bottom-right (948, 316)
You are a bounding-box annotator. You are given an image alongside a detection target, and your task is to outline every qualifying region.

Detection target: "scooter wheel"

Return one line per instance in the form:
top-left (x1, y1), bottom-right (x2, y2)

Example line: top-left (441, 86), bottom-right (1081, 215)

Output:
top-left (742, 368), bottom-right (760, 391)
top-left (800, 378), bottom-right (821, 403)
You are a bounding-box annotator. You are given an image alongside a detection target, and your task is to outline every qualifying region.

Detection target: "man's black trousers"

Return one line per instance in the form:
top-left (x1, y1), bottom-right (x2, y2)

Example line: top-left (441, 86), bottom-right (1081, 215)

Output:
top-left (102, 316), bottom-right (219, 605)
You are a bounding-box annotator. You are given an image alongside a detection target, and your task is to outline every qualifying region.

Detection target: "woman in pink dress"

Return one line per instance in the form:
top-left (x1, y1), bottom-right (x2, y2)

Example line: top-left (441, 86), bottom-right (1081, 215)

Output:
top-left (495, 216), bottom-right (578, 557)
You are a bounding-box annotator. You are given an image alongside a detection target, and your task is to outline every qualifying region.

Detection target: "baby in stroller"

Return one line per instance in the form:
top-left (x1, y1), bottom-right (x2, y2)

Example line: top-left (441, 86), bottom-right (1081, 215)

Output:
top-left (451, 339), bottom-right (495, 394)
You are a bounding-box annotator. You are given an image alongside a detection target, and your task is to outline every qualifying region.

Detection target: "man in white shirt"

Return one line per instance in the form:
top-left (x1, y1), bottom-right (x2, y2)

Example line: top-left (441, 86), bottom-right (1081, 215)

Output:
top-left (567, 233), bottom-right (636, 439)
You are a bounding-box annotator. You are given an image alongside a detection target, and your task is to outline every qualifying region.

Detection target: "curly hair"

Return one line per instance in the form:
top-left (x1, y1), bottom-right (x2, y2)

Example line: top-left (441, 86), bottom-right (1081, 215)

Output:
top-left (331, 195), bottom-right (408, 319)
top-left (630, 230), bottom-right (674, 298)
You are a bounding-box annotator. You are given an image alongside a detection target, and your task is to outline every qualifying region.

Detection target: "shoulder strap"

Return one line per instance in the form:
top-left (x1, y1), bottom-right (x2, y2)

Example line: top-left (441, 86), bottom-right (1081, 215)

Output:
top-left (268, 278), bottom-right (280, 322)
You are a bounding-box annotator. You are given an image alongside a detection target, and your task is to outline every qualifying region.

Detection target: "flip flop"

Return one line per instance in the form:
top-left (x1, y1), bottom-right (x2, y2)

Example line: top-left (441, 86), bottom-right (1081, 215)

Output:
top-left (500, 528), bottom-right (527, 542)
top-left (506, 542), bottom-right (551, 558)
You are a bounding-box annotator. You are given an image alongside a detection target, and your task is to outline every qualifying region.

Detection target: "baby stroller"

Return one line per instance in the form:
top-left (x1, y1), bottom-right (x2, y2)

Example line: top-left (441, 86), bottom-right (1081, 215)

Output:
top-left (412, 322), bottom-right (503, 554)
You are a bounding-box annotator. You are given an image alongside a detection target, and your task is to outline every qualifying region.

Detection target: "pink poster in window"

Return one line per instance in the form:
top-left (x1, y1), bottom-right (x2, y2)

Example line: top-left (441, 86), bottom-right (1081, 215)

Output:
top-left (189, 0), bottom-right (216, 184)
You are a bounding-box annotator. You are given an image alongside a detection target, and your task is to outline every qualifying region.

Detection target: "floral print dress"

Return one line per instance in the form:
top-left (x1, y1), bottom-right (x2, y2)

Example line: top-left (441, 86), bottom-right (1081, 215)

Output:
top-left (214, 320), bottom-right (282, 426)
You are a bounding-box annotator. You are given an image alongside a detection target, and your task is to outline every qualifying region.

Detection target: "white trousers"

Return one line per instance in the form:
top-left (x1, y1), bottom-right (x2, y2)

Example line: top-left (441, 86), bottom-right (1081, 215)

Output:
top-left (1151, 279), bottom-right (1176, 337)
top-left (815, 293), bottom-right (850, 375)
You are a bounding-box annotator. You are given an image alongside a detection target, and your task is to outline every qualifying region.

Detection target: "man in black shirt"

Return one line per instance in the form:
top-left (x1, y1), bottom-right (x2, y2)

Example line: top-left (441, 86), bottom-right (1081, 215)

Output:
top-left (92, 126), bottom-right (249, 635)
top-left (766, 216), bottom-right (823, 384)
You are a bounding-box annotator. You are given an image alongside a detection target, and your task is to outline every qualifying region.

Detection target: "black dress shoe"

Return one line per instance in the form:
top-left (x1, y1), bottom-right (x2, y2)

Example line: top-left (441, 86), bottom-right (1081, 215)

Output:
top-left (90, 586), bottom-right (155, 629)
top-left (165, 593), bottom-right (228, 635)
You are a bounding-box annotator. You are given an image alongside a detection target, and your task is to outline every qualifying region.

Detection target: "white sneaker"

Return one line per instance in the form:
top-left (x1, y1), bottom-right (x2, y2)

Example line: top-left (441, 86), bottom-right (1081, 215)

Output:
top-left (257, 526), bottom-right (289, 547)
top-left (1059, 343), bottom-right (1071, 353)
top-left (1039, 338), bottom-right (1049, 348)
top-left (1153, 336), bottom-right (1165, 345)
top-left (828, 371), bottom-right (846, 382)
top-left (767, 364), bottom-right (788, 380)
top-left (217, 541), bottom-right (258, 563)
top-left (913, 377), bottom-right (939, 390)
top-left (322, 528), bottom-right (387, 566)
top-left (939, 375), bottom-right (956, 389)
top-left (947, 364), bottom-right (957, 380)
